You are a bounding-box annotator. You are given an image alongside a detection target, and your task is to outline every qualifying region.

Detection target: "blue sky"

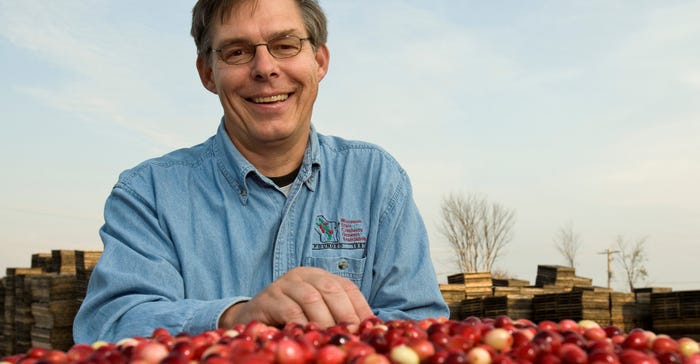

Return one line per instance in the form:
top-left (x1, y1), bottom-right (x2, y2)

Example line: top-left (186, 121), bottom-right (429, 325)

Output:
top-left (1, 1), bottom-right (698, 292)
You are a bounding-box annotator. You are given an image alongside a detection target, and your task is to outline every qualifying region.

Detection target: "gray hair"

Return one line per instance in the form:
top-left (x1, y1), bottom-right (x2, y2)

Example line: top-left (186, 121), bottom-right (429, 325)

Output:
top-left (191, 0), bottom-right (328, 62)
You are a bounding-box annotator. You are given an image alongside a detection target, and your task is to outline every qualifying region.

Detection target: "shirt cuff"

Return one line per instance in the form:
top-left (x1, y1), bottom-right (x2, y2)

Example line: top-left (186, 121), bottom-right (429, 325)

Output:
top-left (184, 297), bottom-right (252, 334)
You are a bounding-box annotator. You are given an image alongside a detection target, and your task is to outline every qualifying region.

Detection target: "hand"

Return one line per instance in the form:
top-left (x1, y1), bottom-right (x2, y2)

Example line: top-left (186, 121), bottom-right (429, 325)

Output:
top-left (219, 267), bottom-right (373, 330)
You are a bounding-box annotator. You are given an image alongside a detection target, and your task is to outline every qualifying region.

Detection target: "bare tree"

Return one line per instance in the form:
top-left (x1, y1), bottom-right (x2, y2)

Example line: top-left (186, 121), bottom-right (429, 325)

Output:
top-left (439, 193), bottom-right (515, 273)
top-left (553, 221), bottom-right (582, 268)
top-left (615, 235), bottom-right (649, 292)
top-left (491, 267), bottom-right (513, 280)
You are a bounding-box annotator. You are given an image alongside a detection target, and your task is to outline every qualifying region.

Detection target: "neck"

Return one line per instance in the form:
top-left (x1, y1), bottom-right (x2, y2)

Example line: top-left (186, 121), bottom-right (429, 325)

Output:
top-left (250, 147), bottom-right (305, 177)
top-left (229, 132), bottom-right (308, 178)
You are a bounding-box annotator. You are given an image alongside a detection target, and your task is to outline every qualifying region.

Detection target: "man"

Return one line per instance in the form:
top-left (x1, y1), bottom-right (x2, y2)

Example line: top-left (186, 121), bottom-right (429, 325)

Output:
top-left (73, 0), bottom-right (448, 343)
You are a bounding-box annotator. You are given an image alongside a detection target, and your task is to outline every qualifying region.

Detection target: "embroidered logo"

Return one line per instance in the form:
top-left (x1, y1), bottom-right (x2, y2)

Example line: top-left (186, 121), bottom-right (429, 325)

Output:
top-left (314, 215), bottom-right (339, 243)
top-left (313, 216), bottom-right (367, 250)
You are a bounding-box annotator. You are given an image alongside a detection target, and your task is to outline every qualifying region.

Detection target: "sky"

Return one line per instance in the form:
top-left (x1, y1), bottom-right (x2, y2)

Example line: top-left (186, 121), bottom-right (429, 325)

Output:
top-left (0, 1), bottom-right (698, 293)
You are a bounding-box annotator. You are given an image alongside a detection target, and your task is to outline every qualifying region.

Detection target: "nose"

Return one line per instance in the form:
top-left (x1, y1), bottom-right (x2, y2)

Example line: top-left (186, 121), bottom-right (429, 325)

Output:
top-left (250, 44), bottom-right (279, 81)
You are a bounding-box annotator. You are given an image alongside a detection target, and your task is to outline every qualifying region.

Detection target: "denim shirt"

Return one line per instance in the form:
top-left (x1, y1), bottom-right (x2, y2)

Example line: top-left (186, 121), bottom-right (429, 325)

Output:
top-left (73, 122), bottom-right (448, 343)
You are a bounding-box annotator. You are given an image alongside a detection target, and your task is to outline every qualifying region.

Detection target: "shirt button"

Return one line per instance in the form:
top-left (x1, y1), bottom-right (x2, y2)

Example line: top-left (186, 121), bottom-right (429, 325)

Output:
top-left (338, 260), bottom-right (348, 270)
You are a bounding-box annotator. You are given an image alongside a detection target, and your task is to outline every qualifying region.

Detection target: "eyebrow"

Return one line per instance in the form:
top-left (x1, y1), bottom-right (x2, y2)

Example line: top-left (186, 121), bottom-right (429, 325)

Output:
top-left (215, 29), bottom-right (303, 48)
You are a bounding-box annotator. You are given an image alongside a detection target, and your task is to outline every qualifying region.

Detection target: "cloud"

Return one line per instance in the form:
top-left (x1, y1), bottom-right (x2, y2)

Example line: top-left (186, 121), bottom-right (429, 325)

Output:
top-left (0, 2), bottom-right (214, 151)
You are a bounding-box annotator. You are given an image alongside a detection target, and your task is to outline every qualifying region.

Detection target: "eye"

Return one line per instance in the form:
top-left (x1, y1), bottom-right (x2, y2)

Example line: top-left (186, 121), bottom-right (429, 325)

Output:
top-left (269, 37), bottom-right (302, 57)
top-left (220, 43), bottom-right (252, 63)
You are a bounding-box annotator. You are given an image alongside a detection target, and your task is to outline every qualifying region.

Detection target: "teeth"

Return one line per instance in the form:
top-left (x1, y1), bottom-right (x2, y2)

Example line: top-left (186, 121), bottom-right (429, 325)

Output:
top-left (252, 94), bottom-right (289, 103)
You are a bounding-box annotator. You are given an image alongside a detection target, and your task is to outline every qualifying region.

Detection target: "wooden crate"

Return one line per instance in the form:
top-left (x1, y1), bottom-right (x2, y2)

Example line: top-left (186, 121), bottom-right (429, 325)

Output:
top-left (439, 284), bottom-right (466, 304)
top-left (652, 318), bottom-right (700, 340)
top-left (535, 265), bottom-right (593, 289)
top-left (633, 287), bottom-right (673, 330)
top-left (446, 272), bottom-right (493, 299)
top-left (483, 295), bottom-right (533, 320)
top-left (448, 272), bottom-right (492, 286)
top-left (4, 268), bottom-right (43, 355)
top-left (30, 274), bottom-right (77, 303)
top-left (492, 286), bottom-right (524, 296)
top-left (650, 290), bottom-right (700, 339)
top-left (461, 297), bottom-right (484, 319)
top-left (51, 250), bottom-right (77, 275)
top-left (448, 301), bottom-right (462, 321)
top-left (31, 300), bottom-right (79, 329)
top-left (492, 278), bottom-right (530, 287)
top-left (532, 290), bottom-right (611, 324)
top-left (31, 253), bottom-right (54, 272)
top-left (535, 265), bottom-right (575, 286)
top-left (634, 287), bottom-right (674, 304)
top-left (0, 278), bottom-right (5, 356)
top-left (31, 327), bottom-right (74, 351)
top-left (539, 285), bottom-right (572, 294)
top-left (610, 292), bottom-right (637, 332)
top-left (29, 273), bottom-right (79, 349)
top-left (518, 286), bottom-right (548, 296)
top-left (465, 287), bottom-right (493, 299)
top-left (571, 286), bottom-right (612, 293)
top-left (651, 290), bottom-right (700, 319)
top-left (75, 250), bottom-right (101, 302)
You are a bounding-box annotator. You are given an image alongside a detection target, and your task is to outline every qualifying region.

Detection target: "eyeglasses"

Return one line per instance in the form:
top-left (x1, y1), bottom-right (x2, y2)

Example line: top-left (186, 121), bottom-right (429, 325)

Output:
top-left (212, 35), bottom-right (310, 65)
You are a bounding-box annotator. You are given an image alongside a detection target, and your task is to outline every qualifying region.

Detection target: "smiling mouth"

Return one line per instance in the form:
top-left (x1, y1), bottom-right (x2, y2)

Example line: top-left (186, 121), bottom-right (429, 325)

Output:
top-left (249, 94), bottom-right (290, 104)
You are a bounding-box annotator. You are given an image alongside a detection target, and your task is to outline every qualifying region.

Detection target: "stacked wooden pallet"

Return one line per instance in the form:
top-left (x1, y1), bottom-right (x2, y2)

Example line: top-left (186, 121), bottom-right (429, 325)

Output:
top-left (610, 292), bottom-right (637, 331)
top-left (492, 285), bottom-right (558, 297)
top-left (442, 272), bottom-right (492, 320)
top-left (491, 286), bottom-right (523, 297)
top-left (4, 270), bottom-right (18, 354)
top-left (535, 265), bottom-right (593, 289)
top-left (0, 250), bottom-right (103, 356)
top-left (6, 268), bottom-right (43, 355)
top-left (532, 289), bottom-right (611, 324)
top-left (460, 297), bottom-right (484, 319)
top-left (0, 278), bottom-right (5, 355)
top-left (486, 278), bottom-right (534, 320)
top-left (634, 287), bottom-right (673, 331)
top-left (517, 286), bottom-right (550, 296)
top-left (492, 278), bottom-right (530, 288)
top-left (439, 284), bottom-right (466, 320)
top-left (439, 284), bottom-right (466, 302)
top-left (29, 274), bottom-right (78, 350)
top-left (483, 295), bottom-right (533, 320)
top-left (30, 254), bottom-right (53, 273)
top-left (51, 250), bottom-right (77, 275)
top-left (447, 272), bottom-right (493, 298)
top-left (75, 250), bottom-right (101, 304)
top-left (651, 290), bottom-right (700, 340)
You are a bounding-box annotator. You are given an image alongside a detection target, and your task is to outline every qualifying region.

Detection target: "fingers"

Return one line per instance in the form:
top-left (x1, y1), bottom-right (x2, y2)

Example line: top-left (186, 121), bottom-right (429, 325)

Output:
top-left (230, 267), bottom-right (373, 330)
top-left (281, 278), bottom-right (340, 328)
top-left (282, 271), bottom-right (367, 328)
top-left (340, 279), bottom-right (374, 321)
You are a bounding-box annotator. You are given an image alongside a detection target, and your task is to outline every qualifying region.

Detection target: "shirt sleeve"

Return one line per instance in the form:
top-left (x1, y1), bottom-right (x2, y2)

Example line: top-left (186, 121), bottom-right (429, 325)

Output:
top-left (367, 171), bottom-right (450, 320)
top-left (72, 183), bottom-right (248, 344)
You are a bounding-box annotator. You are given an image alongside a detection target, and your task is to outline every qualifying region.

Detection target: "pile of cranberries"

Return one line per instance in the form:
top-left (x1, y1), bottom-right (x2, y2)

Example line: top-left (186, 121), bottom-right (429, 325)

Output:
top-left (2, 316), bottom-right (700, 364)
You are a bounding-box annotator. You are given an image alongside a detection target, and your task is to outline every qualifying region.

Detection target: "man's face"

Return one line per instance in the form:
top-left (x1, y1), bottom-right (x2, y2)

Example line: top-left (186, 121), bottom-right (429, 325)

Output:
top-left (197, 0), bottom-right (329, 154)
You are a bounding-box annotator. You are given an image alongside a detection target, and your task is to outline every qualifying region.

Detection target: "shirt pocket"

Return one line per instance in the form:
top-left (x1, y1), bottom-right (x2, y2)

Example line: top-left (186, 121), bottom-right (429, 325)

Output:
top-left (304, 256), bottom-right (366, 286)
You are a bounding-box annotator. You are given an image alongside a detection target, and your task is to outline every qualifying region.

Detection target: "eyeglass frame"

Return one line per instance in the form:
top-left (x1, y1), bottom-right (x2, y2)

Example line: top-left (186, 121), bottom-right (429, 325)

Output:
top-left (210, 35), bottom-right (311, 65)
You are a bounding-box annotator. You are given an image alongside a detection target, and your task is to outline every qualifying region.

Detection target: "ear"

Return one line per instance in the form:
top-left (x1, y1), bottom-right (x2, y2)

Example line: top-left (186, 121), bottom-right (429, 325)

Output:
top-left (196, 54), bottom-right (218, 94)
top-left (314, 44), bottom-right (330, 81)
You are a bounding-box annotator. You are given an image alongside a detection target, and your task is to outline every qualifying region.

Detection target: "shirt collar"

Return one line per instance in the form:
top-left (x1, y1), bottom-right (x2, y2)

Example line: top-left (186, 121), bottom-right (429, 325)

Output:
top-left (213, 119), bottom-right (321, 203)
top-left (301, 124), bottom-right (321, 191)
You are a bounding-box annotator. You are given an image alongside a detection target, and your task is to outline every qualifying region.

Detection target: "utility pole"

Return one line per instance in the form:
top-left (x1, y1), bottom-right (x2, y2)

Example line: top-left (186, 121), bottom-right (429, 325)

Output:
top-left (598, 248), bottom-right (620, 289)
